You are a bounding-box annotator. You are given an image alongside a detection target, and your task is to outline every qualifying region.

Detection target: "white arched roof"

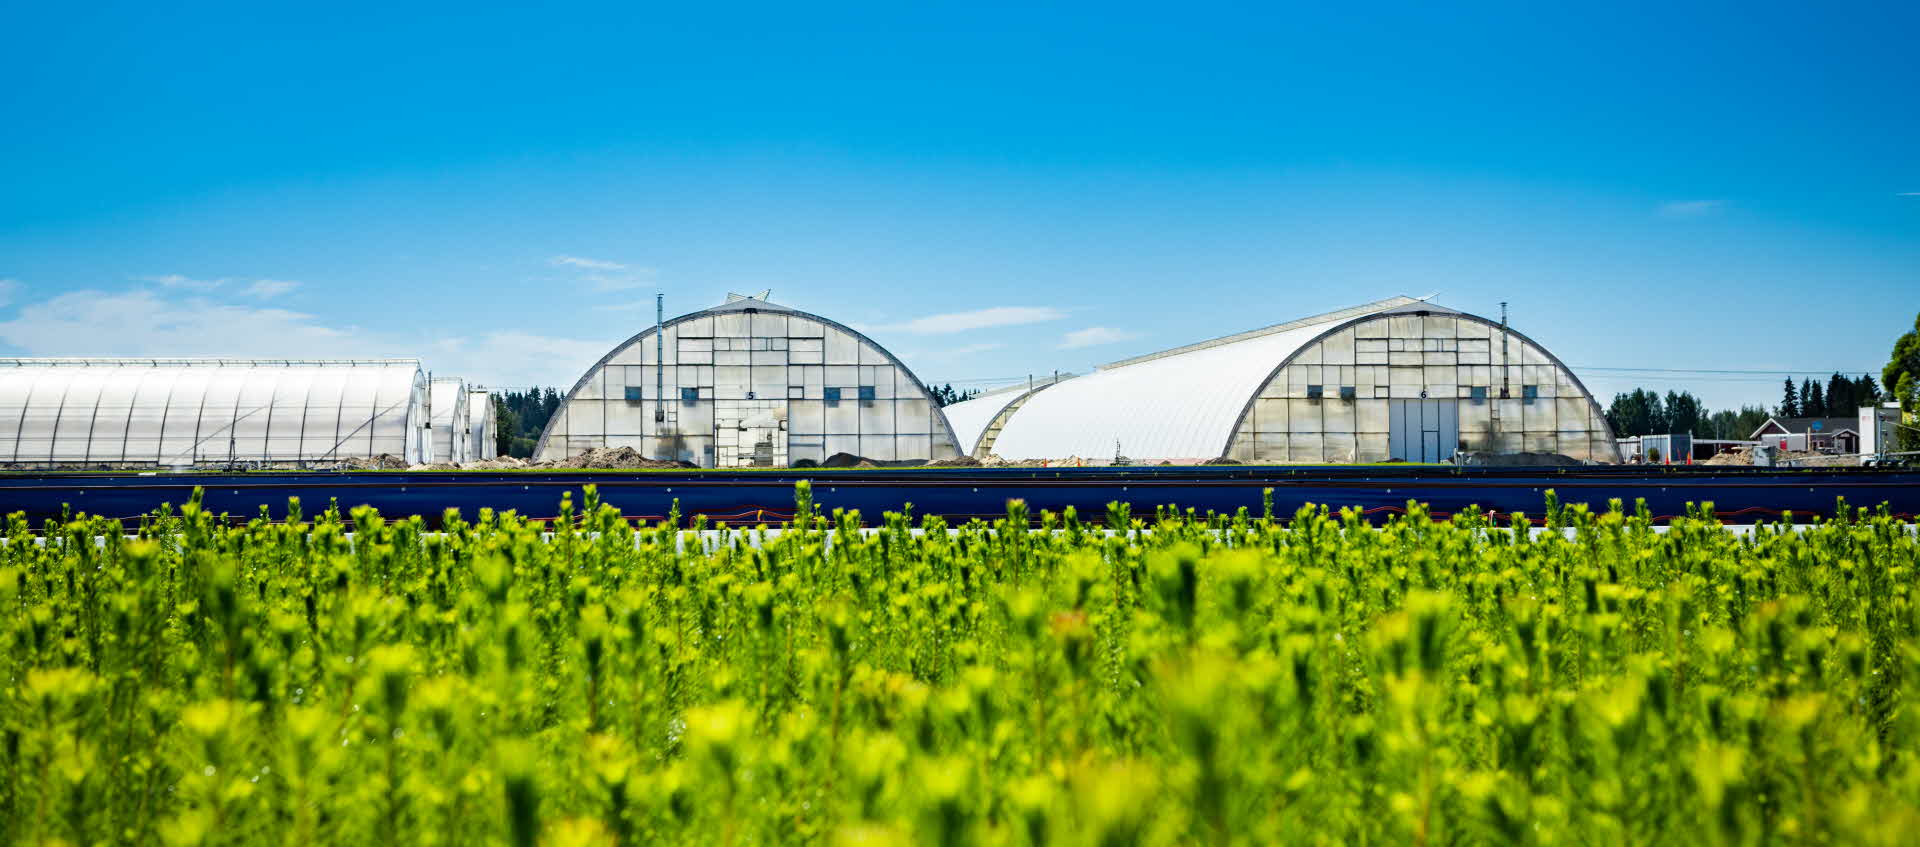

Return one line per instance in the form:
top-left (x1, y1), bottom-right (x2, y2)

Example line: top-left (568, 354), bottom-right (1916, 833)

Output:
top-left (0, 359), bottom-right (427, 465)
top-left (467, 386), bottom-right (497, 460)
top-left (428, 377), bottom-right (469, 464)
top-left (943, 390), bottom-right (1023, 455)
top-left (986, 298), bottom-right (1424, 461)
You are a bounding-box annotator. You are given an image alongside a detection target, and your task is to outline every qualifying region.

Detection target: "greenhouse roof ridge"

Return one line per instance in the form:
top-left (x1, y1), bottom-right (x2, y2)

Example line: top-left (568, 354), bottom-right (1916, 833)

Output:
top-left (1095, 295), bottom-right (1438, 372)
top-left (966, 371), bottom-right (1080, 400)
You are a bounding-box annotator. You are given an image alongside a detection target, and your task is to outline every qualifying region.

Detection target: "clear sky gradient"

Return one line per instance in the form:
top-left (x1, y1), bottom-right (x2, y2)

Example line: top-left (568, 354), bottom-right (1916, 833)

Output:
top-left (2, 1), bottom-right (1915, 412)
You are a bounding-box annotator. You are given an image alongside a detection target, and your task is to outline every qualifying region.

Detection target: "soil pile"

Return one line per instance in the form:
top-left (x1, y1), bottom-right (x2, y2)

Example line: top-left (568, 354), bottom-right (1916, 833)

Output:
top-left (978, 454), bottom-right (1052, 468)
top-left (542, 447), bottom-right (695, 469)
top-left (463, 457), bottom-right (532, 470)
top-left (339, 454), bottom-right (409, 470)
top-left (924, 455), bottom-right (983, 468)
top-left (819, 452), bottom-right (925, 468)
top-left (1700, 448), bottom-right (1857, 467)
top-left (1456, 451), bottom-right (1584, 467)
top-left (1701, 447), bottom-right (1761, 466)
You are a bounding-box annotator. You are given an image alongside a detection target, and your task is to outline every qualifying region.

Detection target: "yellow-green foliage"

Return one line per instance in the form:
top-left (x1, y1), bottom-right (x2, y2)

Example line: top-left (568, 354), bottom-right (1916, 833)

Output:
top-left (4, 485), bottom-right (1920, 845)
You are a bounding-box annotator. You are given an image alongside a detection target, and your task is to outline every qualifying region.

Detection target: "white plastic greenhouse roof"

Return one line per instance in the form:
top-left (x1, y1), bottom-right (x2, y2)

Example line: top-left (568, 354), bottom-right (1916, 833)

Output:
top-left (985, 297), bottom-right (1438, 461)
top-left (0, 358), bottom-right (427, 465)
top-left (428, 377), bottom-right (466, 428)
top-left (940, 372), bottom-right (1077, 455)
top-left (942, 391), bottom-right (1019, 456)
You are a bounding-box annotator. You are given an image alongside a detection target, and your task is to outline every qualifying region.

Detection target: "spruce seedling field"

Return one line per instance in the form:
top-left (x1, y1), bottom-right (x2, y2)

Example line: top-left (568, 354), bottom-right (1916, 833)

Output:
top-left (5, 483), bottom-right (1919, 845)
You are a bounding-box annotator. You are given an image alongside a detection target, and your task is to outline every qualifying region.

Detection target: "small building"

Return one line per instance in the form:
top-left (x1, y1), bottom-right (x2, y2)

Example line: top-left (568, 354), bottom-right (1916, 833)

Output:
top-left (1859, 404), bottom-right (1903, 457)
top-left (1749, 417), bottom-right (1859, 454)
top-left (1628, 433), bottom-right (1691, 464)
top-left (1620, 435), bottom-right (1757, 463)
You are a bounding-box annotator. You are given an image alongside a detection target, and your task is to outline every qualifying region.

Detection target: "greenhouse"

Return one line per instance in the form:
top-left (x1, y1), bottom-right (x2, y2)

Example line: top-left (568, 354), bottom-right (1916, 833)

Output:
top-left (0, 358), bottom-right (430, 467)
top-left (535, 293), bottom-right (963, 467)
top-left (428, 377), bottom-right (471, 464)
top-left (945, 296), bottom-right (1620, 464)
top-left (467, 385), bottom-right (497, 461)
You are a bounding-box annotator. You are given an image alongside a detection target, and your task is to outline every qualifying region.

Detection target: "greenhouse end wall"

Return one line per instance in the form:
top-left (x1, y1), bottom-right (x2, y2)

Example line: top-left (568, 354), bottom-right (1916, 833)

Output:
top-left (428, 377), bottom-right (471, 464)
top-left (468, 387), bottom-right (497, 461)
top-left (534, 298), bottom-right (961, 468)
top-left (1226, 312), bottom-right (1619, 463)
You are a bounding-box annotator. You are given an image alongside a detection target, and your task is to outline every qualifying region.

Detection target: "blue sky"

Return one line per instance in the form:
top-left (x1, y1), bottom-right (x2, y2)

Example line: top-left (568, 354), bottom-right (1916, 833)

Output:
top-left (1, 1), bottom-right (1915, 411)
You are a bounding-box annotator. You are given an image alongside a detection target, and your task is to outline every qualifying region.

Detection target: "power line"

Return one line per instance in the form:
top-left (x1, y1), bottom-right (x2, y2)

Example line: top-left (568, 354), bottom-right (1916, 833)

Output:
top-left (1573, 366), bottom-right (1882, 376)
top-left (933, 366), bottom-right (1886, 387)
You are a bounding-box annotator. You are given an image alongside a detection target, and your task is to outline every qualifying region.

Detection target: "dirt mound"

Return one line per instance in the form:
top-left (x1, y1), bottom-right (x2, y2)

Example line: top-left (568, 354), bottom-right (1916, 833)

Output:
top-left (821, 452), bottom-right (866, 468)
top-left (540, 446), bottom-right (696, 469)
top-left (1700, 448), bottom-right (1856, 468)
top-left (463, 456), bottom-right (532, 470)
top-left (1456, 450), bottom-right (1585, 467)
top-left (924, 455), bottom-right (983, 467)
top-left (817, 452), bottom-right (931, 469)
top-left (1203, 456), bottom-right (1242, 465)
top-left (339, 454), bottom-right (409, 470)
top-left (1702, 448), bottom-right (1753, 466)
top-left (978, 454), bottom-right (1051, 468)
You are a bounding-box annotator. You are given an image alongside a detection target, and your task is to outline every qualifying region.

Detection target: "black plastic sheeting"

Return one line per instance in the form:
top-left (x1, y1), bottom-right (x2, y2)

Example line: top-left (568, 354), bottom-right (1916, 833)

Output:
top-left (0, 465), bottom-right (1915, 529)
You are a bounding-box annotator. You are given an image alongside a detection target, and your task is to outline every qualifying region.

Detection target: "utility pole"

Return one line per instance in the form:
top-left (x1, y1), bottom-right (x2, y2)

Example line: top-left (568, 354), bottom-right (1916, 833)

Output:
top-left (655, 293), bottom-right (665, 425)
top-left (1499, 301), bottom-right (1510, 399)
top-left (1491, 301), bottom-right (1510, 447)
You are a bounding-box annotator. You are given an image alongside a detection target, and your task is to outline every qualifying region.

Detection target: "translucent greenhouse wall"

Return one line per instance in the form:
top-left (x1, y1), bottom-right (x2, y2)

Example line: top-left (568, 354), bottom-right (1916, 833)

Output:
top-left (0, 359), bottom-right (428, 466)
top-left (1226, 313), bottom-right (1620, 463)
top-left (428, 378), bottom-right (471, 464)
top-left (467, 388), bottom-right (497, 460)
top-left (535, 300), bottom-right (961, 467)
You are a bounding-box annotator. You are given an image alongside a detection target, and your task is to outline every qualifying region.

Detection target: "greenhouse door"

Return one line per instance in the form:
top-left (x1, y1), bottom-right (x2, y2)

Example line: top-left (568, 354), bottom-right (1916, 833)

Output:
top-left (713, 401), bottom-right (789, 468)
top-left (1389, 399), bottom-right (1459, 463)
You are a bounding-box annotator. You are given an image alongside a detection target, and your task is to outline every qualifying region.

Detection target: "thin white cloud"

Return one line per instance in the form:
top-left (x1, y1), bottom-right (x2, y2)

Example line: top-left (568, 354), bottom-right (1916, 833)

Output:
top-left (548, 256), bottom-right (657, 291)
top-left (0, 278), bottom-right (18, 309)
top-left (0, 289), bottom-right (347, 356)
top-left (137, 273), bottom-right (225, 291)
top-left (904, 342), bottom-right (1005, 359)
top-left (429, 332), bottom-right (610, 387)
top-left (0, 288), bottom-right (604, 388)
top-left (550, 255), bottom-right (627, 271)
top-left (1657, 200), bottom-right (1722, 218)
top-left (874, 306), bottom-right (1067, 335)
top-left (1899, 192), bottom-right (1920, 196)
top-left (1059, 327), bottom-right (1141, 350)
top-left (582, 272), bottom-right (658, 292)
top-left (242, 279), bottom-right (300, 298)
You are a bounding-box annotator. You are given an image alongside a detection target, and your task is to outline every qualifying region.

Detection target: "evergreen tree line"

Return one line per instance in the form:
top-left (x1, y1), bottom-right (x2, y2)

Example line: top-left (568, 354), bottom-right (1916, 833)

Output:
top-left (930, 383), bottom-right (981, 407)
top-left (1775, 373), bottom-right (1883, 419)
top-left (1603, 389), bottom-right (1771, 440)
top-left (491, 388), bottom-right (561, 458)
top-left (1607, 372), bottom-right (1884, 441)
